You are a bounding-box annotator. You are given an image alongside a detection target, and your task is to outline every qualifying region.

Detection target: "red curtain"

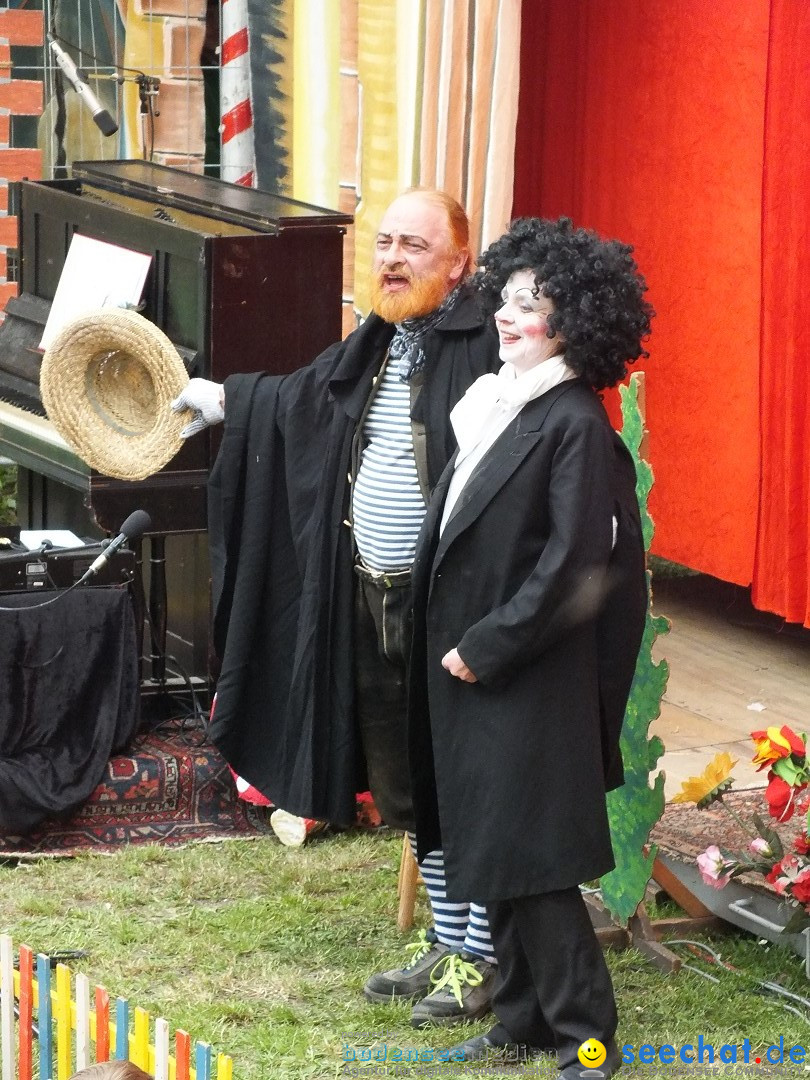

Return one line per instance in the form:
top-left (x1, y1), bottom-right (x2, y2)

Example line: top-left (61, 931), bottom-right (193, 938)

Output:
top-left (752, 0), bottom-right (810, 625)
top-left (514, 0), bottom-right (809, 624)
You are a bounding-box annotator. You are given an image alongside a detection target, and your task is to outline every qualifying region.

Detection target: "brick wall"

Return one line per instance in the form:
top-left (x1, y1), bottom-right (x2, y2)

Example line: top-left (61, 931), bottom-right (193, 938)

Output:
top-left (0, 8), bottom-right (44, 314)
top-left (134, 0), bottom-right (207, 171)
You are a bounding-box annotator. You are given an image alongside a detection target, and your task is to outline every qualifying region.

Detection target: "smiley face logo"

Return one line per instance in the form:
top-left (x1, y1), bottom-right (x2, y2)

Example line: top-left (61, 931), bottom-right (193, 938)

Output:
top-left (578, 1039), bottom-right (607, 1068)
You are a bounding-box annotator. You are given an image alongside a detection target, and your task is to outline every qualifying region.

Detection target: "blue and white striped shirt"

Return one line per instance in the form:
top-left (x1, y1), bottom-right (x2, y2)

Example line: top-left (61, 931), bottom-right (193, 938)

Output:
top-left (352, 360), bottom-right (426, 571)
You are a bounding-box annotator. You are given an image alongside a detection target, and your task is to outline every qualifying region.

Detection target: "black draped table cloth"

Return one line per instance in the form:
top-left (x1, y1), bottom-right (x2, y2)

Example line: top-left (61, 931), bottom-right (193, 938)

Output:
top-left (0, 587), bottom-right (139, 834)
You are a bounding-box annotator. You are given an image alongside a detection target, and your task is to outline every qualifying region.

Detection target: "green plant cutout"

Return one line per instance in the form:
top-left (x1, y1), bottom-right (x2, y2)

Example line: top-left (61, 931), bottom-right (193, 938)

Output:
top-left (0, 464), bottom-right (16, 525)
top-left (601, 374), bottom-right (668, 924)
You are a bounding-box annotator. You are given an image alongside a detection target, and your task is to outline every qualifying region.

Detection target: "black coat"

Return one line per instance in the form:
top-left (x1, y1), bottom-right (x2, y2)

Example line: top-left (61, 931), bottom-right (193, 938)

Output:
top-left (408, 380), bottom-right (647, 902)
top-left (207, 286), bottom-right (500, 825)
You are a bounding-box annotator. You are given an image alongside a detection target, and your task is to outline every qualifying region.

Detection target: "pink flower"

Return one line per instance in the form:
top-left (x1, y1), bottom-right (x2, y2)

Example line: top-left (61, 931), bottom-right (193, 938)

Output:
top-left (750, 836), bottom-right (773, 857)
top-left (697, 845), bottom-right (734, 889)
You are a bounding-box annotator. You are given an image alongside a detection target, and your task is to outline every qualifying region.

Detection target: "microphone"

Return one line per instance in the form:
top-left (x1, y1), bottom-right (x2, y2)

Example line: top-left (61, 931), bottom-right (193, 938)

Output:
top-left (48, 35), bottom-right (119, 137)
top-left (83, 510), bottom-right (151, 579)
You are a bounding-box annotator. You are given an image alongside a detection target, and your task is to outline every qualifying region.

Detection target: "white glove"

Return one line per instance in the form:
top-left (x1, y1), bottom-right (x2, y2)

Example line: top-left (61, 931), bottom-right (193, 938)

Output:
top-left (171, 378), bottom-right (225, 439)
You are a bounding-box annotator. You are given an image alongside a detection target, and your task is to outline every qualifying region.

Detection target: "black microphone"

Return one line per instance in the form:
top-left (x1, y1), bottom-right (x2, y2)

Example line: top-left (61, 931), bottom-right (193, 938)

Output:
top-left (48, 35), bottom-right (119, 137)
top-left (83, 510), bottom-right (151, 579)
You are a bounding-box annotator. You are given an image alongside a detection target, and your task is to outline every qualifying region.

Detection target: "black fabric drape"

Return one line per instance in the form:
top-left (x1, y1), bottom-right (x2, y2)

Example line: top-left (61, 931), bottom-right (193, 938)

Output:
top-left (0, 587), bottom-right (139, 834)
top-left (207, 289), bottom-right (500, 825)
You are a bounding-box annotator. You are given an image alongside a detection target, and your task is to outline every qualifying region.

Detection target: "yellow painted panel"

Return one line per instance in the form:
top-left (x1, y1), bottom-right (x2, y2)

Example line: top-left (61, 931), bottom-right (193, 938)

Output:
top-left (122, 3), bottom-right (165, 158)
top-left (55, 965), bottom-right (71, 1080)
top-left (292, 0), bottom-right (341, 207)
top-left (133, 1006), bottom-right (151, 1069)
top-left (354, 0), bottom-right (400, 315)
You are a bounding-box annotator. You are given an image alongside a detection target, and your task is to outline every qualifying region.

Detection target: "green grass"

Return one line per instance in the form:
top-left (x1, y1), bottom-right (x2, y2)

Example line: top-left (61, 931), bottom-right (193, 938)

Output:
top-left (2, 832), bottom-right (810, 1079)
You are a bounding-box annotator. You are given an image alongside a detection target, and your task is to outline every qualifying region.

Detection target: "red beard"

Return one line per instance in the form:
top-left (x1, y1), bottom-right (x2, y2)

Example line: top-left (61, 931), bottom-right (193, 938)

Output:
top-left (369, 265), bottom-right (455, 322)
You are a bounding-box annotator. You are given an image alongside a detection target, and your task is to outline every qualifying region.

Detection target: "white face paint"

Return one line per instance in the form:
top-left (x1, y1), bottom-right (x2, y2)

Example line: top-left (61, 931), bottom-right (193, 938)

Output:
top-left (494, 269), bottom-right (562, 373)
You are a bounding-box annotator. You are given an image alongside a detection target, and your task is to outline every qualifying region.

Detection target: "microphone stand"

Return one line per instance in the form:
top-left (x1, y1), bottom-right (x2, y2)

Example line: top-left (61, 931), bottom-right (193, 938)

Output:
top-left (137, 73), bottom-right (161, 162)
top-left (148, 535), bottom-right (167, 683)
top-left (112, 71), bottom-right (161, 161)
top-left (135, 73), bottom-right (161, 117)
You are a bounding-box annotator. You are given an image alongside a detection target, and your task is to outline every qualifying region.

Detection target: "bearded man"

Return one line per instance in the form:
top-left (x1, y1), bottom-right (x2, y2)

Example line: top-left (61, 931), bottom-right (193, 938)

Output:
top-left (173, 189), bottom-right (501, 1026)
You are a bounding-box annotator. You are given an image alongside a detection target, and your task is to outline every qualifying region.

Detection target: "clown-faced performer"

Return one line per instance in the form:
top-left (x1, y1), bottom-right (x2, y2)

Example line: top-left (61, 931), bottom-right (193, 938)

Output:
top-left (407, 216), bottom-right (652, 1076)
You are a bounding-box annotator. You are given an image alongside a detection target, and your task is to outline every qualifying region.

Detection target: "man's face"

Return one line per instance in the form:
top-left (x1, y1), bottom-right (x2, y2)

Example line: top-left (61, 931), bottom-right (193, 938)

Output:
top-left (370, 194), bottom-right (467, 322)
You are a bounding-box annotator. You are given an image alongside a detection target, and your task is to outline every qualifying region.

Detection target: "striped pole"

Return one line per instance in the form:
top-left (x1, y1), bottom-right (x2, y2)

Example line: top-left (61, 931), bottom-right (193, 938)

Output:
top-left (221, 0), bottom-right (255, 186)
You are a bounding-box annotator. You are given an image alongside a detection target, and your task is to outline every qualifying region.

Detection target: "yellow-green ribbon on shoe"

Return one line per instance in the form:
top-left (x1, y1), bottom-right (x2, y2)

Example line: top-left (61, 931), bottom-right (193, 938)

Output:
top-left (428, 953), bottom-right (483, 1006)
top-left (403, 929), bottom-right (434, 969)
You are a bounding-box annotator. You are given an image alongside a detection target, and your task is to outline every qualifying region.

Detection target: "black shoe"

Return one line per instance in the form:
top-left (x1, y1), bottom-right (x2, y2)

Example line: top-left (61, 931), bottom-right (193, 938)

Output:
top-left (363, 929), bottom-right (451, 1002)
top-left (443, 1028), bottom-right (543, 1064)
top-left (558, 1038), bottom-right (622, 1079)
top-left (410, 950), bottom-right (496, 1028)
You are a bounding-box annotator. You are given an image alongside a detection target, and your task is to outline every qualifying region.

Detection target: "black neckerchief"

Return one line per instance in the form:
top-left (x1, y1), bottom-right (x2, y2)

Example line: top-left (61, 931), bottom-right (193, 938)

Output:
top-left (389, 285), bottom-right (462, 382)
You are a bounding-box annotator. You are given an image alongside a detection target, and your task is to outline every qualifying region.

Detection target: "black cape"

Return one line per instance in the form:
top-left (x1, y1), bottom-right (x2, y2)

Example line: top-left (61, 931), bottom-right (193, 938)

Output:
top-left (208, 287), bottom-right (500, 824)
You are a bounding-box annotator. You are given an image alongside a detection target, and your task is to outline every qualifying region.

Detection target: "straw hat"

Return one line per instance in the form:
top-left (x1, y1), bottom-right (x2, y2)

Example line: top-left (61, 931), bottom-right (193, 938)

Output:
top-left (40, 308), bottom-right (190, 482)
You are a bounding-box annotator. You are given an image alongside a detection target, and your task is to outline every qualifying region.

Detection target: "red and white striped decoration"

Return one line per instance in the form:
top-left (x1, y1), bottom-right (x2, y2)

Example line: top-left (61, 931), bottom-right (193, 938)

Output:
top-left (220, 0), bottom-right (255, 187)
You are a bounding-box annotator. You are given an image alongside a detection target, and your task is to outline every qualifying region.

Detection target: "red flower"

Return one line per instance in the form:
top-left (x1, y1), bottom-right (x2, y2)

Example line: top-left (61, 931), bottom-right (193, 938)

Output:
top-left (765, 855), bottom-right (810, 909)
top-left (751, 725), bottom-right (806, 770)
top-left (766, 862), bottom-right (783, 887)
top-left (795, 834), bottom-right (810, 856)
top-left (767, 855), bottom-right (800, 894)
top-left (766, 774), bottom-right (806, 821)
top-left (791, 870), bottom-right (810, 906)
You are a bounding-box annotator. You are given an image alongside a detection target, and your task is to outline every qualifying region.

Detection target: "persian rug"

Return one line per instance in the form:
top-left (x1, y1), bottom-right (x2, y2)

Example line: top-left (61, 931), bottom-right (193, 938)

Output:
top-left (0, 718), bottom-right (270, 857)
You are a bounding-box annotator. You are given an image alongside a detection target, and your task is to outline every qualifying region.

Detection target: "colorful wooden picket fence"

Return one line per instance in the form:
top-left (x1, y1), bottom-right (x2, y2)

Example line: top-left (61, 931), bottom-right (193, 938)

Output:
top-left (0, 935), bottom-right (233, 1080)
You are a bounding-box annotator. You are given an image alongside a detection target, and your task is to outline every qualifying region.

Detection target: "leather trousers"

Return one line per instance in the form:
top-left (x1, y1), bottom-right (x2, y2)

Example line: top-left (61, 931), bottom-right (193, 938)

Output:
top-left (353, 563), bottom-right (416, 831)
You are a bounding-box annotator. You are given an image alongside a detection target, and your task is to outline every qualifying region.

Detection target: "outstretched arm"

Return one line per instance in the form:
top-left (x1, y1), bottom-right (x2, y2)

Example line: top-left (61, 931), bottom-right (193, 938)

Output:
top-left (171, 377), bottom-right (225, 438)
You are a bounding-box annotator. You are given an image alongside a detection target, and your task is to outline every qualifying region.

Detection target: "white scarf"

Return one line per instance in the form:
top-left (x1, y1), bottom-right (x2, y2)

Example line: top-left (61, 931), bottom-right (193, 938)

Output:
top-left (440, 355), bottom-right (577, 535)
top-left (452, 355), bottom-right (576, 461)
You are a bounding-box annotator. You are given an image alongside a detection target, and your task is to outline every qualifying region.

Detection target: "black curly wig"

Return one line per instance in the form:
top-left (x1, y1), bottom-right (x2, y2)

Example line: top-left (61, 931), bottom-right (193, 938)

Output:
top-left (476, 217), bottom-right (654, 390)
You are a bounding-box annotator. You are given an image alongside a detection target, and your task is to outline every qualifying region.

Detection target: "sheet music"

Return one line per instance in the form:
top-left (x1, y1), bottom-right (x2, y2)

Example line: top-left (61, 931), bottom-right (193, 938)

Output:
top-left (19, 530), bottom-right (85, 550)
top-left (39, 234), bottom-right (153, 350)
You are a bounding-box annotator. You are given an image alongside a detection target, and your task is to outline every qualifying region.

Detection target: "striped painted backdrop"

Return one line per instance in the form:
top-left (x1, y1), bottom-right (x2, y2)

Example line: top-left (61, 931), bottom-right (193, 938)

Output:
top-left (417, 0), bottom-right (521, 257)
top-left (248, 0), bottom-right (521, 320)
